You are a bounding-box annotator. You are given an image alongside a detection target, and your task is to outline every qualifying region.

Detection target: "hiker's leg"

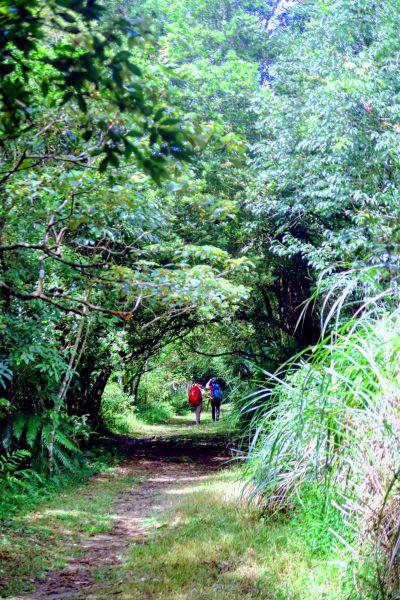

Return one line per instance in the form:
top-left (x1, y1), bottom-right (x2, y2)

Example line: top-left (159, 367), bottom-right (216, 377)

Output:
top-left (216, 402), bottom-right (220, 421)
top-left (211, 402), bottom-right (216, 422)
top-left (195, 403), bottom-right (201, 424)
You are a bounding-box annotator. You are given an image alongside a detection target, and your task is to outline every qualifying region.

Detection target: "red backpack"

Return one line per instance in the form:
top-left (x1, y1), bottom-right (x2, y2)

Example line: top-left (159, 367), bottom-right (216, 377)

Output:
top-left (188, 385), bottom-right (201, 406)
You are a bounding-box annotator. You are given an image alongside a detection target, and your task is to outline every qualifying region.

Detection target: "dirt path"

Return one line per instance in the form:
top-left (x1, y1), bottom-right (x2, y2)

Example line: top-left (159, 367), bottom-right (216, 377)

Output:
top-left (15, 435), bottom-right (230, 600)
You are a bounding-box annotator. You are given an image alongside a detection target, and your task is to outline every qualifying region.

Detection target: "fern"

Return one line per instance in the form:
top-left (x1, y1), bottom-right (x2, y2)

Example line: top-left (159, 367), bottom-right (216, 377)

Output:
top-left (5, 475), bottom-right (30, 490)
top-left (20, 469), bottom-right (45, 485)
top-left (41, 431), bottom-right (49, 450)
top-left (53, 446), bottom-right (76, 472)
top-left (12, 414), bottom-right (29, 442)
top-left (54, 431), bottom-right (80, 454)
top-left (0, 449), bottom-right (31, 485)
top-left (26, 416), bottom-right (42, 448)
top-left (0, 360), bottom-right (12, 390)
top-left (41, 422), bottom-right (53, 445)
top-left (9, 410), bottom-right (90, 476)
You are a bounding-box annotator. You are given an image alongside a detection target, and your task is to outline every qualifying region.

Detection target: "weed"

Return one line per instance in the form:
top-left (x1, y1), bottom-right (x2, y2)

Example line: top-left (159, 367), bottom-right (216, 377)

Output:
top-left (244, 294), bottom-right (400, 596)
top-left (94, 470), bottom-right (351, 600)
top-left (0, 451), bottom-right (138, 597)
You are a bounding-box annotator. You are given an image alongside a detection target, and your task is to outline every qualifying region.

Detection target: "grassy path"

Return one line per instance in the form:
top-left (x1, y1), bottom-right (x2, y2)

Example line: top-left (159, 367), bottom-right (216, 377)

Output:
top-left (1, 413), bottom-right (232, 599)
top-left (2, 412), bottom-right (347, 599)
top-left (14, 457), bottom-right (224, 599)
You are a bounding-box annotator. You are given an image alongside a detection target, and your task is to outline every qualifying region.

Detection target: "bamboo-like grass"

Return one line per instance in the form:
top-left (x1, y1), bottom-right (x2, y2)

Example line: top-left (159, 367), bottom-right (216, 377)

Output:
top-left (243, 271), bottom-right (400, 596)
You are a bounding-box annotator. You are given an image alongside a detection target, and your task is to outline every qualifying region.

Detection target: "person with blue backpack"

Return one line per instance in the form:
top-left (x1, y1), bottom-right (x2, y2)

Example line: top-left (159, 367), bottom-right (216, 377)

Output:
top-left (206, 378), bottom-right (222, 422)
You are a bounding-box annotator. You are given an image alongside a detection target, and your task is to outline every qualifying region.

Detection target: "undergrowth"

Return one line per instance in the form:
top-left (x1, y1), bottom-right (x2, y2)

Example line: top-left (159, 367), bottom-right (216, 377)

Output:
top-left (93, 469), bottom-right (353, 600)
top-left (0, 448), bottom-right (135, 597)
top-left (244, 272), bottom-right (400, 597)
top-left (0, 447), bottom-right (120, 520)
top-left (101, 382), bottom-right (180, 432)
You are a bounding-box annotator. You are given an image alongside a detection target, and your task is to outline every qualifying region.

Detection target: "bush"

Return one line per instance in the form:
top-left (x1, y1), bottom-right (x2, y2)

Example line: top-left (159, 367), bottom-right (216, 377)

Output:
top-left (101, 383), bottom-right (143, 434)
top-left (0, 447), bottom-right (120, 520)
top-left (244, 305), bottom-right (400, 596)
top-left (136, 403), bottom-right (175, 424)
top-left (101, 381), bottom-right (184, 431)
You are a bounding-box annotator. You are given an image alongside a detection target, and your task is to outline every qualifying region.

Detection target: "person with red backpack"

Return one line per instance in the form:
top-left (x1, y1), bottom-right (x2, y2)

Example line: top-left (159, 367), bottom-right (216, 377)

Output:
top-left (188, 382), bottom-right (203, 424)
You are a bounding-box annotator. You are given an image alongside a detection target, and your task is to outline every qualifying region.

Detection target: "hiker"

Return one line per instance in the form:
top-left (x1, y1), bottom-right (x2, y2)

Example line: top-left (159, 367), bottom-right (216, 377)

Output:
top-left (188, 382), bottom-right (203, 425)
top-left (206, 378), bottom-right (222, 422)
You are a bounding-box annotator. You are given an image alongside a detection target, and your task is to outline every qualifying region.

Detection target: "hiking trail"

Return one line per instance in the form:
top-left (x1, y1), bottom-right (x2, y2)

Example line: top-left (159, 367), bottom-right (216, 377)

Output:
top-left (14, 420), bottom-right (232, 600)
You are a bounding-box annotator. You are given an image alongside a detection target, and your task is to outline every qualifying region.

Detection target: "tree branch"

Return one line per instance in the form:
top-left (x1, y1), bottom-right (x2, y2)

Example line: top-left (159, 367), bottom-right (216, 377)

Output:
top-left (0, 280), bottom-right (141, 319)
top-left (181, 338), bottom-right (266, 359)
top-left (0, 242), bottom-right (45, 252)
top-left (0, 149), bottom-right (27, 186)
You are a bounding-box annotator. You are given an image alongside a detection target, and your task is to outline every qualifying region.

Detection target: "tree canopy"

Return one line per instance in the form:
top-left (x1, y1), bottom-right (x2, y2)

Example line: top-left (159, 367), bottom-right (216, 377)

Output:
top-left (1, 1), bottom-right (399, 594)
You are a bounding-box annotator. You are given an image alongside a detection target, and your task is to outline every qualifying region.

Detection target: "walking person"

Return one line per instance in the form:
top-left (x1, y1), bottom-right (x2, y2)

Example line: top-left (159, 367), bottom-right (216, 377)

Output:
top-left (188, 382), bottom-right (203, 425)
top-left (206, 378), bottom-right (222, 422)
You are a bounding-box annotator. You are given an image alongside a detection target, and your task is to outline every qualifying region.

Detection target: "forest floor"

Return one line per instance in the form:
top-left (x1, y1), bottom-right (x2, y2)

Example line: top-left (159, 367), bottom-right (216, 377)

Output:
top-left (1, 411), bottom-right (347, 600)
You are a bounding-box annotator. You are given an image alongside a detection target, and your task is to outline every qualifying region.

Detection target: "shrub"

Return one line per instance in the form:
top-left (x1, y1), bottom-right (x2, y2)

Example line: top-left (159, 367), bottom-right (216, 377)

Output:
top-left (136, 403), bottom-right (175, 424)
top-left (244, 305), bottom-right (400, 596)
top-left (100, 383), bottom-right (143, 434)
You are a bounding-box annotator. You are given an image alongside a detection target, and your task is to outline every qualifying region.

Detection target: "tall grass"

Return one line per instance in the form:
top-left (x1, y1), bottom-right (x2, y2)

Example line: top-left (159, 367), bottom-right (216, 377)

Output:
top-left (244, 273), bottom-right (400, 597)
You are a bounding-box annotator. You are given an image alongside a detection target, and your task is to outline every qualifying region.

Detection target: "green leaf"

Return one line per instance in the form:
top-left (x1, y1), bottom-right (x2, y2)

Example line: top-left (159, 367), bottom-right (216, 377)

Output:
top-left (41, 81), bottom-right (50, 97)
top-left (160, 118), bottom-right (180, 126)
top-left (55, 431), bottom-right (80, 453)
top-left (13, 414), bottom-right (28, 442)
top-left (26, 416), bottom-right (42, 448)
top-left (99, 156), bottom-right (109, 172)
top-left (65, 25), bottom-right (81, 34)
top-left (82, 129), bottom-right (93, 142)
top-left (77, 95), bottom-right (87, 113)
top-left (126, 63), bottom-right (142, 76)
top-left (57, 11), bottom-right (76, 23)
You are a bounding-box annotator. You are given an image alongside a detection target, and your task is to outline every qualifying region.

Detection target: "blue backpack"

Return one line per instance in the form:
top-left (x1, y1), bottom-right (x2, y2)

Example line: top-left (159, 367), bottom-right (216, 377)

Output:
top-left (211, 383), bottom-right (222, 401)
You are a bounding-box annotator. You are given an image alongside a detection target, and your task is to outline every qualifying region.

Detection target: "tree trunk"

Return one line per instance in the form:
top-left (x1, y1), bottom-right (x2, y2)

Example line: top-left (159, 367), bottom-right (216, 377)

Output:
top-left (132, 372), bottom-right (142, 406)
top-left (276, 258), bottom-right (320, 347)
top-left (85, 365), bottom-right (112, 429)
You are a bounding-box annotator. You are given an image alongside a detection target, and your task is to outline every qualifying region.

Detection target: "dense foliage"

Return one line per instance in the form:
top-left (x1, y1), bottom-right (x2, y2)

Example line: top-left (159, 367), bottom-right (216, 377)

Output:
top-left (1, 0), bottom-right (400, 596)
top-left (0, 0), bottom-right (249, 471)
top-left (241, 1), bottom-right (400, 594)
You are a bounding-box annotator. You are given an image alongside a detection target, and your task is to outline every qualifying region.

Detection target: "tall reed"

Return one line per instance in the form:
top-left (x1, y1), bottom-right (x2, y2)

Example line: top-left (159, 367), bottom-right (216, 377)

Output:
top-left (244, 273), bottom-right (400, 595)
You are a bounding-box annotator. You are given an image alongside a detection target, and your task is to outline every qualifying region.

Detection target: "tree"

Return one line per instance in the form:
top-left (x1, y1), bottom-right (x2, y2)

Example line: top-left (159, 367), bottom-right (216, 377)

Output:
top-left (0, 0), bottom-right (250, 467)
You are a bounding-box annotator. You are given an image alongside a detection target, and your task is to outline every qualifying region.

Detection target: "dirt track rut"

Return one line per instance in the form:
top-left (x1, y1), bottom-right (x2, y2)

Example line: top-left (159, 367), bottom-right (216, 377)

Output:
top-left (15, 435), bottom-right (230, 600)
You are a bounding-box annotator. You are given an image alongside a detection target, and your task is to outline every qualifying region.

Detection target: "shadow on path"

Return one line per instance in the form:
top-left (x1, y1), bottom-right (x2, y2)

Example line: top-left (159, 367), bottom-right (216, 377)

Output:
top-left (103, 432), bottom-right (233, 465)
top-left (14, 428), bottom-right (233, 599)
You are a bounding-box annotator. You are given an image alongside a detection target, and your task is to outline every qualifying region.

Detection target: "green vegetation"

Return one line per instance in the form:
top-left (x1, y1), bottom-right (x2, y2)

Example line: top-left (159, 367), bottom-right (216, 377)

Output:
top-left (1, 448), bottom-right (354, 600)
top-left (1, 0), bottom-right (400, 597)
top-left (101, 379), bottom-right (239, 436)
top-left (0, 450), bottom-right (134, 596)
top-left (89, 470), bottom-right (353, 600)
